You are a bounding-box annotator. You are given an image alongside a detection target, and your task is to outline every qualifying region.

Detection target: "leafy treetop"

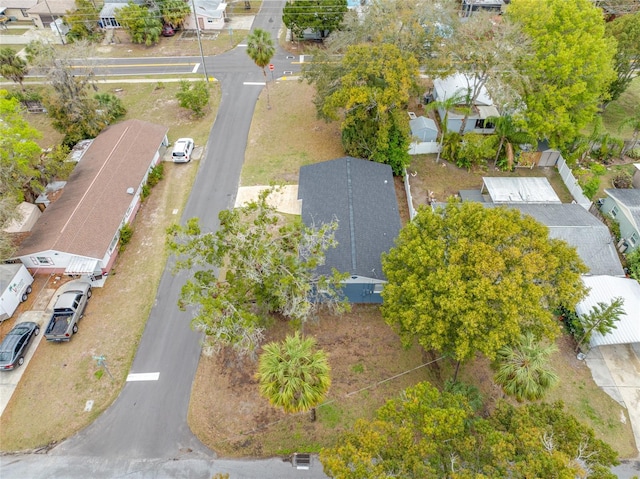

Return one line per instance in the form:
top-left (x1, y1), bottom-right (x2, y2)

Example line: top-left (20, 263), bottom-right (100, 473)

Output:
top-left (381, 200), bottom-right (588, 363)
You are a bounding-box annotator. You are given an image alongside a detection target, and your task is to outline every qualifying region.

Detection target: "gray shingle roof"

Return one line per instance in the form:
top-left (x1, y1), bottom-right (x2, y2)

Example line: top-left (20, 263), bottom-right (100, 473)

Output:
top-left (298, 157), bottom-right (401, 279)
top-left (504, 203), bottom-right (624, 277)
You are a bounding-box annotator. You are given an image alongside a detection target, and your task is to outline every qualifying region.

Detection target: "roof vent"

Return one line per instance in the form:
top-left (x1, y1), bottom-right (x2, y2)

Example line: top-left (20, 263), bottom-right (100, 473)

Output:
top-left (126, 187), bottom-right (134, 195)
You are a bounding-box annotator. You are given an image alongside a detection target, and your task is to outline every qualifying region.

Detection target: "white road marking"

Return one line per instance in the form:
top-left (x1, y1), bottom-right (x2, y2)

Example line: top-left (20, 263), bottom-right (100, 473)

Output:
top-left (192, 63), bottom-right (200, 73)
top-left (127, 372), bottom-right (160, 382)
top-left (244, 82), bottom-right (266, 86)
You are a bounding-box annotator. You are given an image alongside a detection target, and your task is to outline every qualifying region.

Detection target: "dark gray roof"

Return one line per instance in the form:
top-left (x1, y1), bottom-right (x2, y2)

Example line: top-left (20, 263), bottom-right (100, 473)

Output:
top-left (605, 188), bottom-right (640, 229)
top-left (298, 157), bottom-right (401, 279)
top-left (504, 203), bottom-right (624, 277)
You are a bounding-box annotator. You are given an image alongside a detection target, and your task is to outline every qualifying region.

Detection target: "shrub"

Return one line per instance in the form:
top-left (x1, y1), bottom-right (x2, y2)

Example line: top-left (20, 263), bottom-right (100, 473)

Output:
top-left (626, 147), bottom-right (640, 159)
top-left (119, 223), bottom-right (134, 251)
top-left (141, 184), bottom-right (151, 200)
top-left (601, 213), bottom-right (621, 241)
top-left (626, 248), bottom-right (640, 281)
top-left (612, 170), bottom-right (633, 189)
top-left (147, 162), bottom-right (164, 187)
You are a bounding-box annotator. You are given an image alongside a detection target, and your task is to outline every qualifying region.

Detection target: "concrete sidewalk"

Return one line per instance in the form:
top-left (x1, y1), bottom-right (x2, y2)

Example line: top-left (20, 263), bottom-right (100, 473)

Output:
top-left (585, 343), bottom-right (640, 455)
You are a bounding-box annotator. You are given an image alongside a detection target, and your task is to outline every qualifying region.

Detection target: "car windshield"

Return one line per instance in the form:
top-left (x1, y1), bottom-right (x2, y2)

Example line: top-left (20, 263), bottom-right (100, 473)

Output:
top-left (0, 352), bottom-right (11, 361)
top-left (174, 151), bottom-right (185, 156)
top-left (12, 326), bottom-right (29, 334)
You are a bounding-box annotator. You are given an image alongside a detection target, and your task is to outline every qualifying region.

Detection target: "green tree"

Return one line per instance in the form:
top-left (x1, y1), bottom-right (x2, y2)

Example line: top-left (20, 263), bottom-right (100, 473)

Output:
top-left (95, 92), bottom-right (127, 124)
top-left (316, 43), bottom-right (418, 174)
top-left (455, 132), bottom-right (498, 170)
top-left (0, 47), bottom-right (28, 89)
top-left (489, 114), bottom-right (536, 169)
top-left (575, 297), bottom-right (625, 353)
top-left (321, 381), bottom-right (619, 478)
top-left (283, 0), bottom-right (347, 41)
top-left (490, 401), bottom-right (618, 478)
top-left (0, 89), bottom-right (44, 202)
top-left (167, 188), bottom-right (349, 356)
top-left (381, 200), bottom-right (588, 379)
top-left (63, 0), bottom-right (101, 43)
top-left (175, 80), bottom-right (210, 118)
top-left (605, 11), bottom-right (640, 104)
top-left (115, 2), bottom-right (162, 46)
top-left (424, 90), bottom-right (468, 163)
top-left (158, 0), bottom-right (190, 27)
top-left (437, 12), bottom-right (527, 135)
top-left (246, 28), bottom-right (275, 108)
top-left (27, 40), bottom-right (105, 146)
top-left (626, 248), bottom-right (640, 282)
top-left (320, 381), bottom-right (474, 478)
top-left (492, 332), bottom-right (559, 402)
top-left (257, 332), bottom-right (331, 419)
top-left (507, 0), bottom-right (616, 147)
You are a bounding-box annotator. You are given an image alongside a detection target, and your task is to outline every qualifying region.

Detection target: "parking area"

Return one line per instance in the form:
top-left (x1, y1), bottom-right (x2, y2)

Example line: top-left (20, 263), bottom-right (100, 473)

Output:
top-left (0, 277), bottom-right (60, 416)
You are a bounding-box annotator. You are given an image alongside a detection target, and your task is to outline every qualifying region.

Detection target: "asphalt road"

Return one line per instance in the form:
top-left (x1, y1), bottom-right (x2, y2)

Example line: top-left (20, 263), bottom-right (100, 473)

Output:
top-left (1, 2), bottom-right (328, 478)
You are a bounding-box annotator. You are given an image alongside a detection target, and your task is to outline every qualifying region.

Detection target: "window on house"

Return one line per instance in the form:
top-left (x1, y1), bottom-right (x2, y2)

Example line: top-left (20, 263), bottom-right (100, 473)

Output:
top-left (32, 256), bottom-right (54, 265)
top-left (629, 233), bottom-right (639, 246)
top-left (21, 9), bottom-right (29, 17)
top-left (611, 205), bottom-right (619, 217)
top-left (474, 119), bottom-right (494, 130)
top-left (207, 18), bottom-right (213, 23)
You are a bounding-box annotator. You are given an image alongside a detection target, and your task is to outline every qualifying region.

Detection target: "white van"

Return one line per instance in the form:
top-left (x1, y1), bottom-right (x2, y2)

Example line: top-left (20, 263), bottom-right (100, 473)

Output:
top-left (171, 138), bottom-right (194, 163)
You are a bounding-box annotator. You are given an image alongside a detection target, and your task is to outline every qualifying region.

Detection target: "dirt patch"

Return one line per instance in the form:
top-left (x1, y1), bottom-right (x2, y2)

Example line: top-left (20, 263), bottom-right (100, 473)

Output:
top-left (189, 306), bottom-right (437, 457)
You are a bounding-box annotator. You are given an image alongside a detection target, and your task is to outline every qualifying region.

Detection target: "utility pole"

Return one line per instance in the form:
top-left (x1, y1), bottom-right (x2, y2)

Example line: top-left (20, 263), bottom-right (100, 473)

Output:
top-left (190, 0), bottom-right (209, 82)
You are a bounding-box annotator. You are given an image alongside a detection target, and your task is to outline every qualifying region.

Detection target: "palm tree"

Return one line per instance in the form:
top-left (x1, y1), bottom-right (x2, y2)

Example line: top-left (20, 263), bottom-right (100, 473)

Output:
top-left (619, 108), bottom-right (640, 157)
top-left (256, 332), bottom-right (331, 420)
top-left (492, 332), bottom-right (558, 402)
top-left (424, 90), bottom-right (468, 163)
top-left (246, 28), bottom-right (275, 109)
top-left (489, 114), bottom-right (536, 168)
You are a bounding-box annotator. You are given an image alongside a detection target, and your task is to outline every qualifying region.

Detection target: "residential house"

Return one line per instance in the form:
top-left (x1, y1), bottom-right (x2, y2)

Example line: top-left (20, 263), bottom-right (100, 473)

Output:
top-left (0, 0), bottom-right (36, 22)
top-left (600, 188), bottom-right (640, 253)
top-left (183, 0), bottom-right (226, 31)
top-left (11, 119), bottom-right (169, 278)
top-left (99, 0), bottom-right (143, 28)
top-left (432, 73), bottom-right (499, 134)
top-left (27, 0), bottom-right (74, 28)
top-left (298, 157), bottom-right (401, 303)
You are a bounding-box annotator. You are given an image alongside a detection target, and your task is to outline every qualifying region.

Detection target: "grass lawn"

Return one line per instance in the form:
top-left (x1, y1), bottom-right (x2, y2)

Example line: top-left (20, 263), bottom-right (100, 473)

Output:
top-left (602, 77), bottom-right (640, 139)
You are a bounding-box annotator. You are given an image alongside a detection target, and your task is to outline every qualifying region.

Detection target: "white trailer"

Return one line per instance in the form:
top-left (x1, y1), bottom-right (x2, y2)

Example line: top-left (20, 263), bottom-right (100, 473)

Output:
top-left (0, 264), bottom-right (34, 322)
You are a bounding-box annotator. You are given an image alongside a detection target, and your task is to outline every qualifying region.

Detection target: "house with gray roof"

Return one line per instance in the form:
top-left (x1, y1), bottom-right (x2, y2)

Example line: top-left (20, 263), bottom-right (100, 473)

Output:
top-left (298, 157), bottom-right (401, 303)
top-left (11, 119), bottom-right (169, 278)
top-left (503, 204), bottom-right (625, 277)
top-left (600, 188), bottom-right (640, 253)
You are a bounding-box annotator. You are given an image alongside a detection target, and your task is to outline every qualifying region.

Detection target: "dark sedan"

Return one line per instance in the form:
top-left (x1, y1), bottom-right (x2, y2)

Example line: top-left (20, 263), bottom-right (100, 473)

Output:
top-left (0, 321), bottom-right (40, 371)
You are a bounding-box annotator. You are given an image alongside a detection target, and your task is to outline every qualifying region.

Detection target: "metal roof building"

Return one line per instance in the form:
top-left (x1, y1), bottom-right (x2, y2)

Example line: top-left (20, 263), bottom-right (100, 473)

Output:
top-left (577, 275), bottom-right (640, 347)
top-left (481, 177), bottom-right (562, 204)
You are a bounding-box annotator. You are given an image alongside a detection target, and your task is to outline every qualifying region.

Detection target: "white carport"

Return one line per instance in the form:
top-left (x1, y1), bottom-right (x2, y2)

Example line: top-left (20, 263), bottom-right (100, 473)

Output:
top-left (481, 177), bottom-right (561, 204)
top-left (577, 275), bottom-right (640, 347)
top-left (65, 257), bottom-right (101, 276)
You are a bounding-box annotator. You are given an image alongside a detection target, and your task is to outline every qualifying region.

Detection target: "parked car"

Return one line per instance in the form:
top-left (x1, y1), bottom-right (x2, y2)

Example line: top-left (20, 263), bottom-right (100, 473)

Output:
top-left (44, 281), bottom-right (92, 342)
top-left (0, 321), bottom-right (40, 371)
top-left (172, 138), bottom-right (195, 163)
top-left (162, 24), bottom-right (176, 37)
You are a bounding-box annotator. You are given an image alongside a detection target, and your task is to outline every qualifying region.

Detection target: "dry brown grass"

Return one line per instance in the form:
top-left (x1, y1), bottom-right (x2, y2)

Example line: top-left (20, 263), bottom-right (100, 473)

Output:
top-left (189, 306), bottom-right (437, 457)
top-left (241, 81), bottom-right (344, 185)
top-left (0, 161), bottom-right (198, 451)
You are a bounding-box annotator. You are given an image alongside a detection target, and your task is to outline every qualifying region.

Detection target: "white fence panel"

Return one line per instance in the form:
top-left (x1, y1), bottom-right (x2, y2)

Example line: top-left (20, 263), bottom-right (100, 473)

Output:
top-left (403, 169), bottom-right (417, 220)
top-left (556, 156), bottom-right (592, 209)
top-left (409, 141), bottom-right (440, 155)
